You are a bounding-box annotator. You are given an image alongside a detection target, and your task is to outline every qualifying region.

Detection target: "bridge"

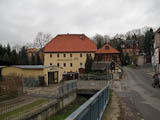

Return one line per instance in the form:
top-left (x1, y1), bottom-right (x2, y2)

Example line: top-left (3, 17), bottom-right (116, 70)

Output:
top-left (66, 81), bottom-right (109, 120)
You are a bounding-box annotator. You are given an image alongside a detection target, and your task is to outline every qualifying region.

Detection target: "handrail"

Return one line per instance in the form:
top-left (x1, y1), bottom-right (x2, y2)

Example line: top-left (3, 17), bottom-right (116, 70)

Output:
top-left (66, 81), bottom-right (109, 120)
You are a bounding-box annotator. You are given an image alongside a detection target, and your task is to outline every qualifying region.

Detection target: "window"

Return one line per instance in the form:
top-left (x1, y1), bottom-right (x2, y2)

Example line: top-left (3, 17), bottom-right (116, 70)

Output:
top-left (57, 54), bottom-right (59, 58)
top-left (80, 53), bottom-right (82, 57)
top-left (70, 63), bottom-right (72, 67)
top-left (57, 63), bottom-right (60, 67)
top-left (64, 54), bottom-right (66, 57)
top-left (86, 53), bottom-right (91, 58)
top-left (64, 63), bottom-right (66, 67)
top-left (80, 63), bottom-right (82, 66)
top-left (70, 54), bottom-right (72, 57)
top-left (105, 46), bottom-right (109, 50)
top-left (50, 54), bottom-right (52, 58)
top-left (50, 63), bottom-right (52, 66)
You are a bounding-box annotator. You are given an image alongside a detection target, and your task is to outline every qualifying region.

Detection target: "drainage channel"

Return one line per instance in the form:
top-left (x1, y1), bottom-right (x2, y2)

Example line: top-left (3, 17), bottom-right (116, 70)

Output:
top-left (48, 95), bottom-right (91, 120)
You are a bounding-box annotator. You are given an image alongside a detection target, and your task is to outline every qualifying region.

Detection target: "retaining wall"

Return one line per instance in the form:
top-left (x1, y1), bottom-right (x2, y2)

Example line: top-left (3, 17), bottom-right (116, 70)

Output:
top-left (16, 91), bottom-right (76, 120)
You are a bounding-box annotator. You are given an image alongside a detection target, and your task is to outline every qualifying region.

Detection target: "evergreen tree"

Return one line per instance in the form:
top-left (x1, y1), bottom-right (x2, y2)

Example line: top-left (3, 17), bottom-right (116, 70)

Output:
top-left (124, 53), bottom-right (130, 65)
top-left (31, 53), bottom-right (35, 65)
top-left (3, 52), bottom-right (9, 62)
top-left (85, 55), bottom-right (93, 73)
top-left (19, 46), bottom-right (29, 65)
top-left (11, 49), bottom-right (18, 64)
top-left (7, 43), bottom-right (11, 56)
top-left (36, 53), bottom-right (42, 65)
top-left (0, 44), bottom-right (3, 60)
top-left (143, 29), bottom-right (154, 62)
top-left (121, 51), bottom-right (125, 65)
top-left (144, 29), bottom-right (154, 55)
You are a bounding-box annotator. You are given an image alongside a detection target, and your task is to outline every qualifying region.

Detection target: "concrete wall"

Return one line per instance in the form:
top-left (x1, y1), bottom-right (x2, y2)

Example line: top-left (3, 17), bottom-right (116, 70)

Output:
top-left (44, 52), bottom-right (95, 73)
top-left (18, 92), bottom-right (76, 120)
top-left (137, 56), bottom-right (145, 66)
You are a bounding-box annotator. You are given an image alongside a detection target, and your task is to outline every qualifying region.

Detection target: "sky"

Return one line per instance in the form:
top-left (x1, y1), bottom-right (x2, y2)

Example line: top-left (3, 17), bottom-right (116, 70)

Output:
top-left (0, 0), bottom-right (160, 46)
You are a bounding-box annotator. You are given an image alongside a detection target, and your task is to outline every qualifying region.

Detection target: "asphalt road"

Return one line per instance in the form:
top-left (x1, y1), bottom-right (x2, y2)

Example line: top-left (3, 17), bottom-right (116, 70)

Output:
top-left (121, 67), bottom-right (160, 120)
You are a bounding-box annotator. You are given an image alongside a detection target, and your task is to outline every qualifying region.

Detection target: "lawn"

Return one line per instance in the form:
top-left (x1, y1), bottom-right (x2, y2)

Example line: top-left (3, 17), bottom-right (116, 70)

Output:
top-left (0, 99), bottom-right (48, 120)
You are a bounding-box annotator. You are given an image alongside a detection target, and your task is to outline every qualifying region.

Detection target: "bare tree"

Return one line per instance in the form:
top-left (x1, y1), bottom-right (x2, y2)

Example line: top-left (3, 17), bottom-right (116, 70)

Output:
top-left (34, 32), bottom-right (51, 49)
top-left (104, 35), bottom-right (110, 43)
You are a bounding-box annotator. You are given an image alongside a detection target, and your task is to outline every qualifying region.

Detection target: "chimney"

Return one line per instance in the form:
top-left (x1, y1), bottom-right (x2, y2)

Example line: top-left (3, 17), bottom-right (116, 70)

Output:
top-left (80, 35), bottom-right (84, 40)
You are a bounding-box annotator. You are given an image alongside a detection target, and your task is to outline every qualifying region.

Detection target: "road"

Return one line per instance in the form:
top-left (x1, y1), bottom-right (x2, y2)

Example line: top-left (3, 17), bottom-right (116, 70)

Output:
top-left (114, 67), bottom-right (160, 120)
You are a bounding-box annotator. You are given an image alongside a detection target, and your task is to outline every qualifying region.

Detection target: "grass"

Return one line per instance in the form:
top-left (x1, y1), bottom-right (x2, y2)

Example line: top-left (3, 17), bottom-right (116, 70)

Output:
top-left (49, 96), bottom-right (87, 120)
top-left (126, 64), bottom-right (137, 69)
top-left (0, 99), bottom-right (48, 120)
top-left (108, 90), bottom-right (113, 105)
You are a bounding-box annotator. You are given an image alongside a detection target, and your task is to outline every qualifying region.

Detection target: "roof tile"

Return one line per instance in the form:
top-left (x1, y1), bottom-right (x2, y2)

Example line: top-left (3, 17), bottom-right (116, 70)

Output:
top-left (44, 34), bottom-right (97, 52)
top-left (96, 43), bottom-right (120, 54)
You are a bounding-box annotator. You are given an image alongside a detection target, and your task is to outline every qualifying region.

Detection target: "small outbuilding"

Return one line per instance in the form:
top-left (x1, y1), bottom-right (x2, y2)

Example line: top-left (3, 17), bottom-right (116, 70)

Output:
top-left (92, 61), bottom-right (122, 74)
top-left (1, 65), bottom-right (63, 86)
top-left (0, 66), bottom-right (5, 77)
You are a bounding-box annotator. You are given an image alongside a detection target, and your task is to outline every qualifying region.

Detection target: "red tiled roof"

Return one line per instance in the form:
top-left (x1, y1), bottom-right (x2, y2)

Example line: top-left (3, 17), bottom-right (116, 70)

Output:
top-left (44, 34), bottom-right (97, 53)
top-left (96, 43), bottom-right (120, 54)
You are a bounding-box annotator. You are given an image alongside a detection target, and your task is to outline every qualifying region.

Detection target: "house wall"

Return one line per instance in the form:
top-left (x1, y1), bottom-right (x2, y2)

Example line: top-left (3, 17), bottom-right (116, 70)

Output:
top-left (155, 32), bottom-right (160, 48)
top-left (95, 54), bottom-right (121, 65)
top-left (153, 29), bottom-right (160, 72)
top-left (1, 66), bottom-right (63, 86)
top-left (1, 67), bottom-right (43, 78)
top-left (44, 52), bottom-right (95, 73)
top-left (122, 48), bottom-right (140, 56)
top-left (43, 66), bottom-right (63, 86)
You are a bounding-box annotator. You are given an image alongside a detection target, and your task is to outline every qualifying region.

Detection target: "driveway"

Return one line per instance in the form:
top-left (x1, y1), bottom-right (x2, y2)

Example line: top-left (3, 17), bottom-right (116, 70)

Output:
top-left (113, 67), bottom-right (160, 120)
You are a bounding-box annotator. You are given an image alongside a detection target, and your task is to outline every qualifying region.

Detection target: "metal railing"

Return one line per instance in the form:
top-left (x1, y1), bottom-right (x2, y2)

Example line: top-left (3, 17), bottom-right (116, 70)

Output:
top-left (59, 80), bottom-right (77, 97)
top-left (66, 81), bottom-right (109, 120)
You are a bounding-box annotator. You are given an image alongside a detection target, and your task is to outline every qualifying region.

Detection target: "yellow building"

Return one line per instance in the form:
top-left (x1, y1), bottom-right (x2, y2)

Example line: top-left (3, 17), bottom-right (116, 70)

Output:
top-left (1, 65), bottom-right (63, 86)
top-left (44, 34), bottom-right (97, 73)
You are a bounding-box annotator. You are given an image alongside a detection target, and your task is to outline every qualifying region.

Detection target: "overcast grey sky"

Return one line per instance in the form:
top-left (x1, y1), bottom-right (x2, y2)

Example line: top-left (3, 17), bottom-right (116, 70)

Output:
top-left (0, 0), bottom-right (160, 46)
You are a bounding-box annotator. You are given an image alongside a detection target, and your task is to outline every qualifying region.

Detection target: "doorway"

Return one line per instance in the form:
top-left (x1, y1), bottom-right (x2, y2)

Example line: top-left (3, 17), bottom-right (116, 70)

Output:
top-left (48, 71), bottom-right (58, 84)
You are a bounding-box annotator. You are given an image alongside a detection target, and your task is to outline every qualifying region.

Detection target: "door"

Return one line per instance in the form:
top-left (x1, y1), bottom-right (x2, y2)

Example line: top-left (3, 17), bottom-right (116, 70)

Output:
top-left (48, 71), bottom-right (58, 84)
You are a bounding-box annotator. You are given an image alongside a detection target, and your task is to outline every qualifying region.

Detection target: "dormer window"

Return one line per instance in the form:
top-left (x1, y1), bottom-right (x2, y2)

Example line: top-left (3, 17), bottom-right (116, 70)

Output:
top-left (105, 46), bottom-right (109, 50)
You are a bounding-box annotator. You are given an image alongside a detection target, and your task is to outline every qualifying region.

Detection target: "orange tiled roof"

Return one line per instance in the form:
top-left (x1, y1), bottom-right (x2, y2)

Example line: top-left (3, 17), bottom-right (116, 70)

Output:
top-left (44, 34), bottom-right (97, 52)
top-left (96, 43), bottom-right (120, 54)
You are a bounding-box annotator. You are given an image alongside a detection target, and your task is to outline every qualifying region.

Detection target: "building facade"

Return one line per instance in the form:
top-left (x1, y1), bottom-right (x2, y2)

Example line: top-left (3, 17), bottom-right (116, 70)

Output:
top-left (44, 34), bottom-right (97, 73)
top-left (121, 40), bottom-right (140, 57)
top-left (95, 44), bottom-right (121, 65)
top-left (152, 28), bottom-right (160, 72)
top-left (1, 65), bottom-right (63, 86)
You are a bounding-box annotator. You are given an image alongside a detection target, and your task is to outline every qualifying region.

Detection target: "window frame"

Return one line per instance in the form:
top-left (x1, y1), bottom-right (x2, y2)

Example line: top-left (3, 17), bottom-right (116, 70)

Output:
top-left (50, 54), bottom-right (52, 58)
top-left (80, 53), bottom-right (82, 57)
top-left (57, 63), bottom-right (60, 67)
top-left (57, 54), bottom-right (60, 58)
top-left (64, 63), bottom-right (66, 67)
top-left (70, 63), bottom-right (72, 67)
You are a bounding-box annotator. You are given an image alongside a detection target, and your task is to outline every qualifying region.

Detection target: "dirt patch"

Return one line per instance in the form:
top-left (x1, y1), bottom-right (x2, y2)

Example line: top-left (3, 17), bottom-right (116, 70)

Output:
top-left (119, 97), bottom-right (143, 120)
